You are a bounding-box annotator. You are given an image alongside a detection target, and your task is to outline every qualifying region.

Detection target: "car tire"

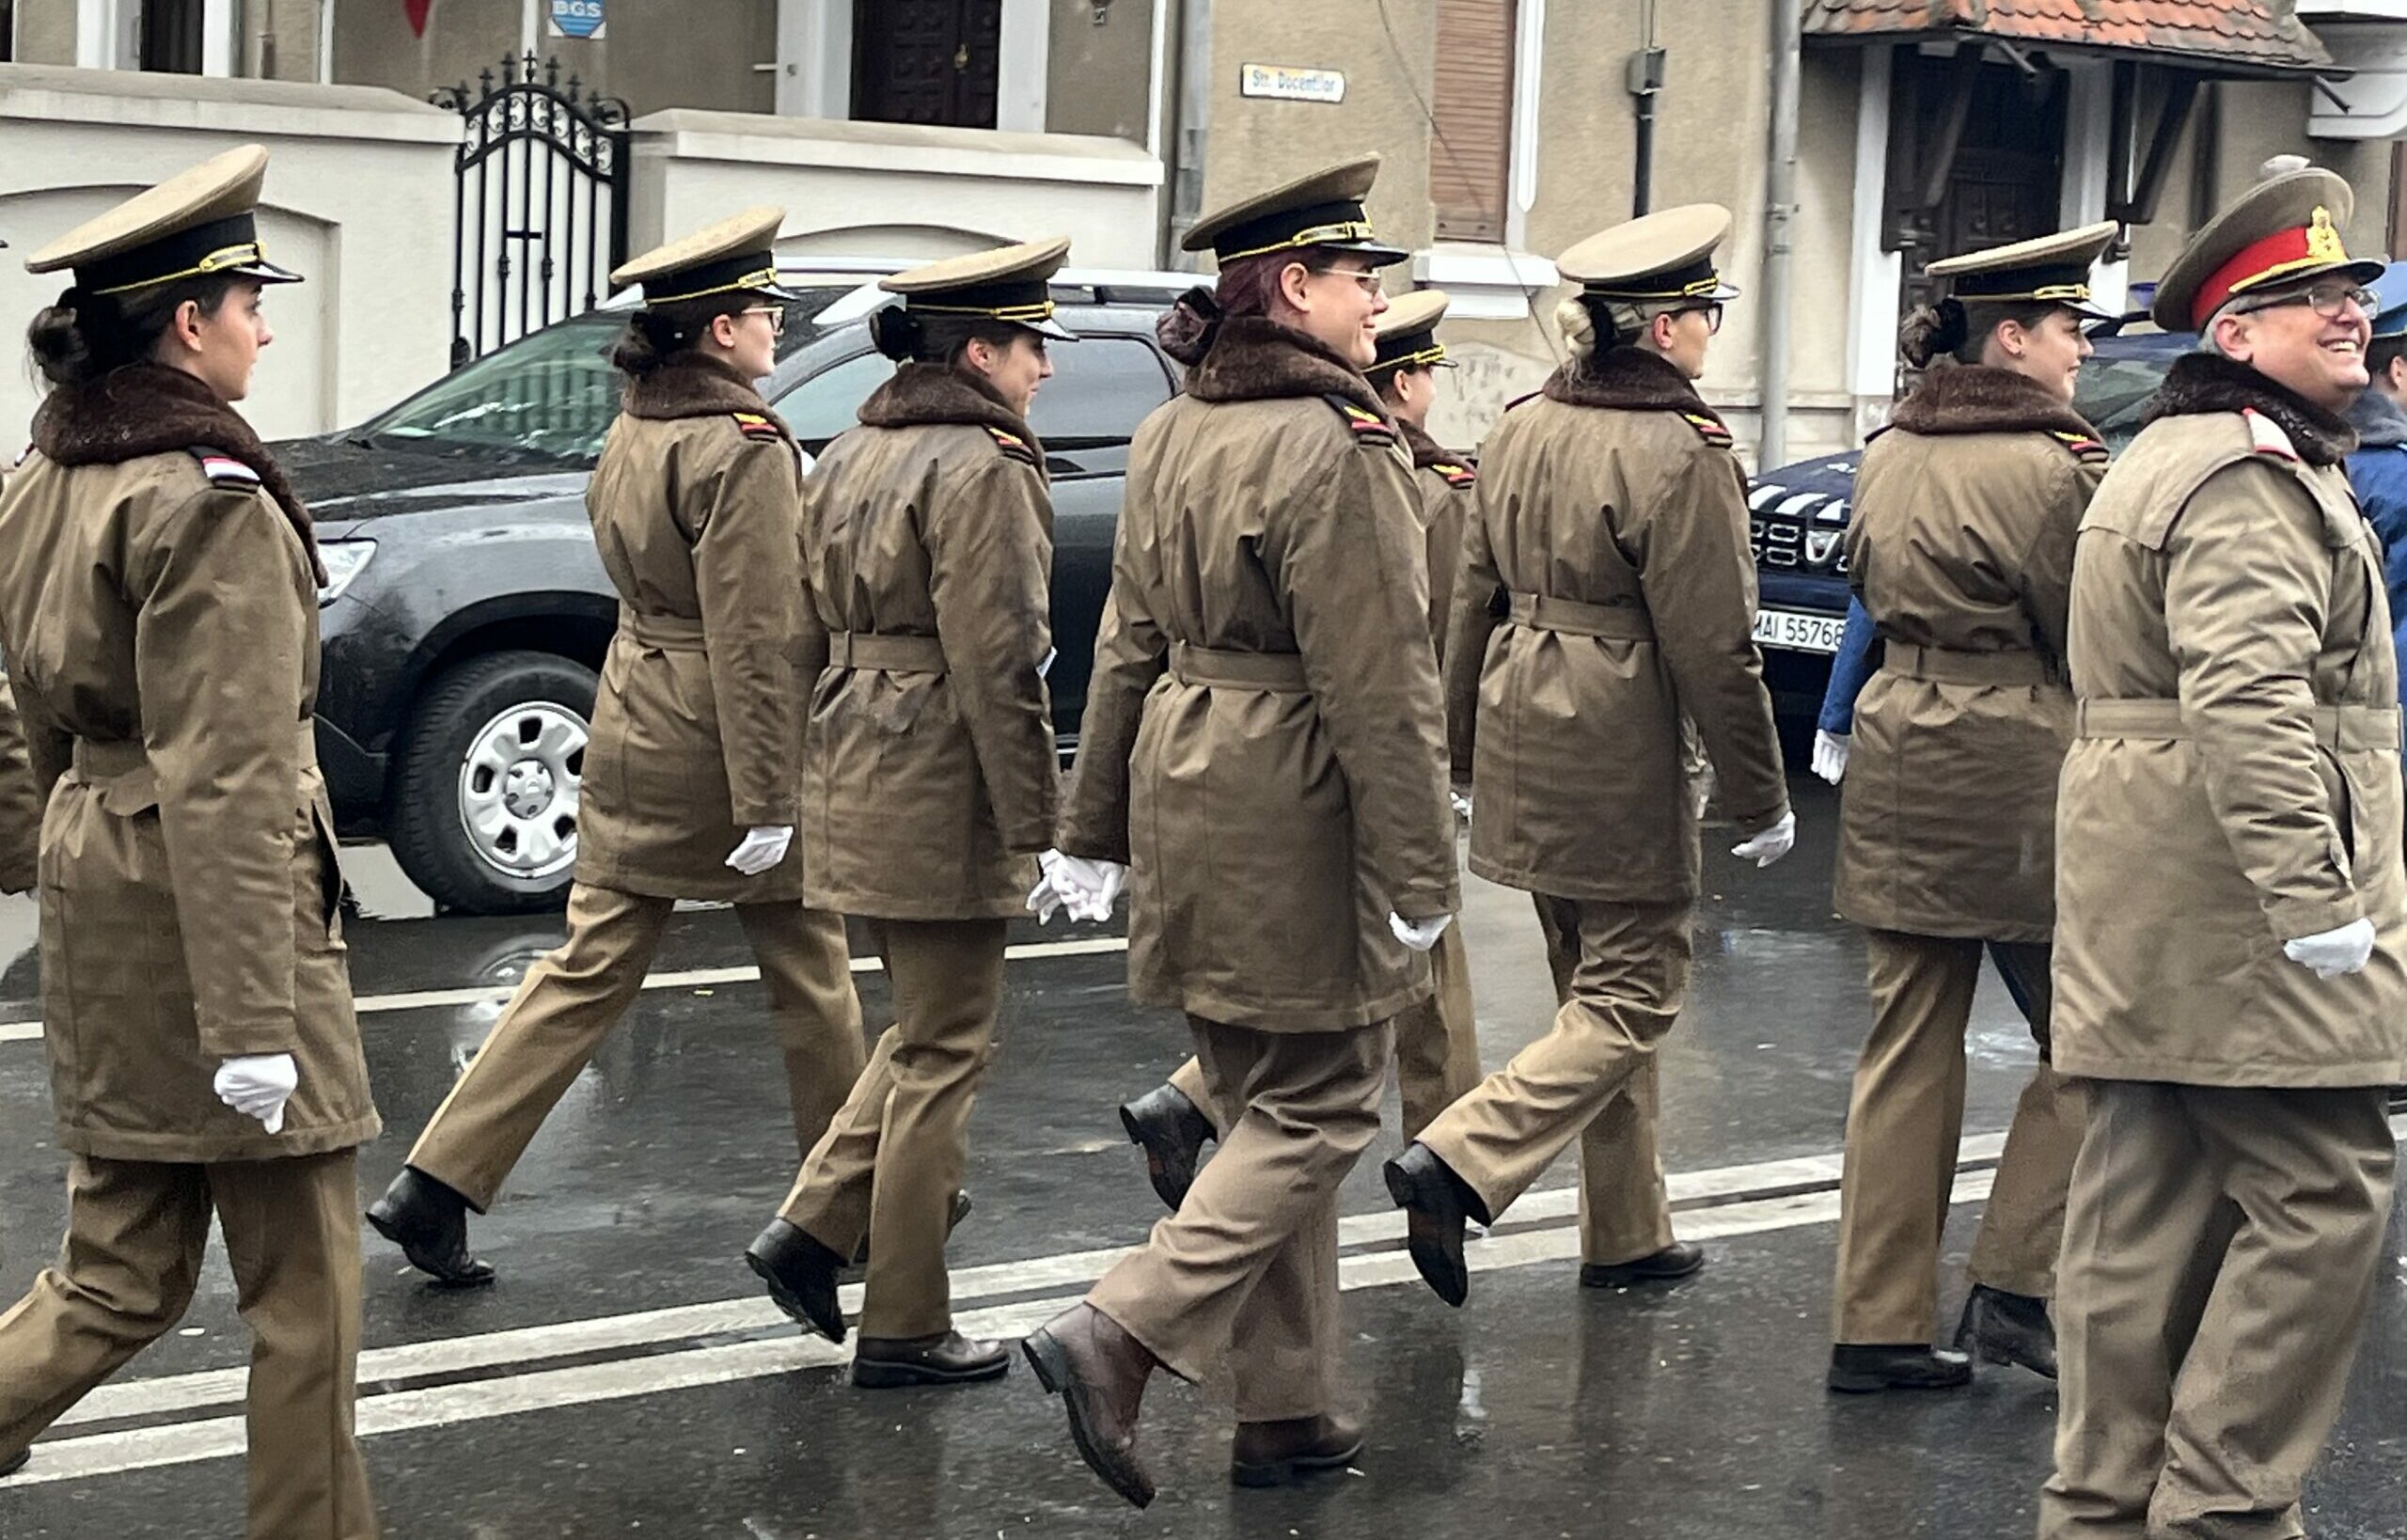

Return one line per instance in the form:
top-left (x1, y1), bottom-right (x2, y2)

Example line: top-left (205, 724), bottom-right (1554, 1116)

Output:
top-left (387, 651), bottom-right (597, 916)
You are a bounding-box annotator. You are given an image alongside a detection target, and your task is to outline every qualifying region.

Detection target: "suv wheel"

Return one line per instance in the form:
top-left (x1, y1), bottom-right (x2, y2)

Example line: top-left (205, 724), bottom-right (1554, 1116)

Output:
top-left (388, 651), bottom-right (596, 915)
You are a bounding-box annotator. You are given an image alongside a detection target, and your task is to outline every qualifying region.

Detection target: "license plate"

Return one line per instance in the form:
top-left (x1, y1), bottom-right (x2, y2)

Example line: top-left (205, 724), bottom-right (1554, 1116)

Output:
top-left (1753, 606), bottom-right (1845, 654)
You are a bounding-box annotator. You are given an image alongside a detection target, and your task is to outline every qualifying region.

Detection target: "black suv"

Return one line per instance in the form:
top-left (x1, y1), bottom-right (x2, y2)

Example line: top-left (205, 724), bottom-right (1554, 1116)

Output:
top-left (1741, 327), bottom-right (2190, 717)
top-left (288, 267), bottom-right (1186, 914)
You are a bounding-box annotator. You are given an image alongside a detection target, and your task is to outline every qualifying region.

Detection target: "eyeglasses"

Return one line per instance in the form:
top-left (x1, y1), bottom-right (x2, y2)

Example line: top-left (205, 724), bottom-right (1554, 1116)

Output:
top-left (740, 305), bottom-right (788, 336)
top-left (2241, 280), bottom-right (2373, 322)
top-left (1306, 266), bottom-right (1384, 298)
top-left (1689, 303), bottom-right (1725, 336)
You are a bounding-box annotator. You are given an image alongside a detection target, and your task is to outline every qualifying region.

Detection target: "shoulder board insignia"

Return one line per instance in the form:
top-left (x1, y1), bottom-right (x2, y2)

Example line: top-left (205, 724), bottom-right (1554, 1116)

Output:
top-left (1680, 412), bottom-right (1734, 448)
top-left (1432, 461), bottom-right (1477, 489)
top-left (188, 449), bottom-right (261, 490)
top-left (1322, 393), bottom-right (1397, 446)
top-left (732, 411), bottom-right (782, 442)
top-left (983, 425), bottom-right (1040, 465)
top-left (2243, 408), bottom-right (2299, 464)
top-left (2049, 430), bottom-right (2110, 465)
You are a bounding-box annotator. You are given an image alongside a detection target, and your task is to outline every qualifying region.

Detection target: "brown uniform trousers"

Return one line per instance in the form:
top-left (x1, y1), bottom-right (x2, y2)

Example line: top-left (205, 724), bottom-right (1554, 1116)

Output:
top-left (0, 1151), bottom-right (374, 1538)
top-left (1832, 932), bottom-right (2083, 1344)
top-left (1415, 897), bottom-right (1691, 1261)
top-left (409, 882), bottom-right (863, 1212)
top-left (1092, 1018), bottom-right (1391, 1420)
top-left (1168, 919), bottom-right (1479, 1145)
top-left (779, 918), bottom-right (1006, 1339)
top-left (2038, 1083), bottom-right (2395, 1539)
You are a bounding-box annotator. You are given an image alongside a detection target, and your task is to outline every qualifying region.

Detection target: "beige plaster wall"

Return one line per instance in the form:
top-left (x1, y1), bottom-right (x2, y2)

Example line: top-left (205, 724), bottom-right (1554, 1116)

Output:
top-left (336, 0), bottom-right (775, 118)
top-left (13, 0), bottom-right (75, 65)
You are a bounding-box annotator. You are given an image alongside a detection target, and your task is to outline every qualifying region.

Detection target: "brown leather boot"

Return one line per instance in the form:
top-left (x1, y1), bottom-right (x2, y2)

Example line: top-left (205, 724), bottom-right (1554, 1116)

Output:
top-left (1230, 1413), bottom-right (1363, 1487)
top-left (1022, 1302), bottom-right (1159, 1509)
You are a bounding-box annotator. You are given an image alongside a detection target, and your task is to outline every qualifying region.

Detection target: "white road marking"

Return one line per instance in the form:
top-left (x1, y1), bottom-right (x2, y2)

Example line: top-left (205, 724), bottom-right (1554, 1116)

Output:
top-left (8, 1168), bottom-right (2000, 1487)
top-left (0, 935), bottom-right (1133, 1045)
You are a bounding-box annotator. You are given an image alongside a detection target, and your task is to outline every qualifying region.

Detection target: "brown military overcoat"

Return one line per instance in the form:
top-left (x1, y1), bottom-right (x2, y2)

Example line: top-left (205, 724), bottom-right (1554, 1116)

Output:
top-left (798, 362), bottom-right (1059, 919)
top-left (576, 357), bottom-right (813, 904)
top-left (1059, 317), bottom-right (1457, 1031)
top-left (2054, 353), bottom-right (2407, 1087)
top-left (1445, 347), bottom-right (1788, 904)
top-left (1835, 365), bottom-right (2107, 943)
top-left (1400, 419), bottom-right (1476, 664)
top-left (0, 675), bottom-right (40, 894)
top-left (0, 368), bottom-right (377, 1163)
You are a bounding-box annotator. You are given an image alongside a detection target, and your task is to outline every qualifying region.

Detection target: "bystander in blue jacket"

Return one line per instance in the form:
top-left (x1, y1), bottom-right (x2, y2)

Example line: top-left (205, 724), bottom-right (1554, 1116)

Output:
top-left (2344, 259), bottom-right (2407, 709)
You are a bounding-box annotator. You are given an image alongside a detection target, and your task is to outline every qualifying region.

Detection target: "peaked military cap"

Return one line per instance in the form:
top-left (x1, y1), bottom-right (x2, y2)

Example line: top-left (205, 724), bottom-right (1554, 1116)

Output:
top-left (1183, 153), bottom-right (1408, 270)
top-left (612, 206), bottom-right (799, 306)
top-left (27, 145), bottom-right (302, 295)
top-left (2367, 259), bottom-right (2407, 341)
top-left (881, 236), bottom-right (1078, 342)
top-left (1557, 205), bottom-right (1739, 304)
top-left (2153, 168), bottom-right (2385, 333)
top-left (1367, 289), bottom-right (1455, 377)
top-left (1926, 220), bottom-right (2121, 321)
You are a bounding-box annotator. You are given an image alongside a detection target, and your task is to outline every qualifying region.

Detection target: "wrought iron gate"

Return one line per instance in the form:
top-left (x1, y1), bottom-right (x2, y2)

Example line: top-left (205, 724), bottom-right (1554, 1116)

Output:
top-left (435, 55), bottom-right (631, 369)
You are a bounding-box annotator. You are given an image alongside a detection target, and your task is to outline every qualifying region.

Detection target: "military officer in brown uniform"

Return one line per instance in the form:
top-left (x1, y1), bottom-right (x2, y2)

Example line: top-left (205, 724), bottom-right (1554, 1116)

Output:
top-left (1386, 206), bottom-right (1794, 1309)
top-left (1825, 224), bottom-right (2119, 1395)
top-left (1020, 155), bottom-right (1456, 1507)
top-left (2041, 169), bottom-right (2407, 1538)
top-left (740, 239), bottom-right (1068, 1389)
top-left (0, 146), bottom-right (380, 1534)
top-left (369, 208), bottom-right (864, 1285)
top-left (1114, 288), bottom-right (1482, 1210)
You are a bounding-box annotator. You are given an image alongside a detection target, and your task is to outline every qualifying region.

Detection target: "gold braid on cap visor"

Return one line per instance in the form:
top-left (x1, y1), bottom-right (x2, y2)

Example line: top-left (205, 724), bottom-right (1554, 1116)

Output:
top-left (91, 241), bottom-right (272, 296)
top-left (1367, 341), bottom-right (1449, 375)
top-left (1952, 282), bottom-right (2096, 305)
top-left (1217, 220), bottom-right (1382, 264)
top-left (907, 299), bottom-right (1060, 323)
top-left (645, 266), bottom-right (782, 305)
top-left (1581, 272), bottom-right (1726, 302)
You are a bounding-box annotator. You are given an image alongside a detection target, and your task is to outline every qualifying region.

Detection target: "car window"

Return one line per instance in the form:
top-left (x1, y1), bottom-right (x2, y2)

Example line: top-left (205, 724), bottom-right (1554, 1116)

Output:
top-left (356, 287), bottom-right (861, 467)
top-left (2074, 350), bottom-right (2177, 454)
top-left (772, 352), bottom-right (896, 448)
top-left (1030, 336), bottom-right (1173, 447)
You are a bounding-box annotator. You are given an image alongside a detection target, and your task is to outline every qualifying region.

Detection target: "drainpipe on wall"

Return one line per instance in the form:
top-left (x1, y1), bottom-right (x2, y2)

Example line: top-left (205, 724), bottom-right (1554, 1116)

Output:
top-left (1163, 0), bottom-right (1212, 268)
top-left (1628, 1), bottom-right (1664, 217)
top-left (1758, 0), bottom-right (1801, 470)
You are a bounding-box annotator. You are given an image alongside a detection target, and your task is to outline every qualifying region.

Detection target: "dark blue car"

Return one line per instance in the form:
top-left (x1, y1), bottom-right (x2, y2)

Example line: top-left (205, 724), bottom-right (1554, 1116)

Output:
top-left (1744, 329), bottom-right (2193, 717)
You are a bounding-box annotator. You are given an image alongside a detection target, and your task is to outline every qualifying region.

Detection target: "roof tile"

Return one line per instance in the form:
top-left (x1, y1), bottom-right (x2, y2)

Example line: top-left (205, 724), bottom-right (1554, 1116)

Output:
top-left (1799, 0), bottom-right (2332, 69)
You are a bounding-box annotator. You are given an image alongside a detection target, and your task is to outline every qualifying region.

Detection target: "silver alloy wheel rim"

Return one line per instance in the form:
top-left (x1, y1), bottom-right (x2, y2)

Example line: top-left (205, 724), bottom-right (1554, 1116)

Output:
top-left (456, 699), bottom-right (586, 883)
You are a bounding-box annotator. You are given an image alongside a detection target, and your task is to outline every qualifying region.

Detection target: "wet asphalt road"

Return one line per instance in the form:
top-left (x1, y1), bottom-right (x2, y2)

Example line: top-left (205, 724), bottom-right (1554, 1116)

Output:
top-left (0, 775), bottom-right (2400, 1538)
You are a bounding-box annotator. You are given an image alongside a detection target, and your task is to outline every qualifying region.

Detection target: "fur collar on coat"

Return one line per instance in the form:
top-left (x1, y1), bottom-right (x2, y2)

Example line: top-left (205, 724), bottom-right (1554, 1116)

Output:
top-left (1886, 363), bottom-right (2099, 440)
top-left (2141, 352), bottom-right (2357, 468)
top-left (1541, 346), bottom-right (1729, 432)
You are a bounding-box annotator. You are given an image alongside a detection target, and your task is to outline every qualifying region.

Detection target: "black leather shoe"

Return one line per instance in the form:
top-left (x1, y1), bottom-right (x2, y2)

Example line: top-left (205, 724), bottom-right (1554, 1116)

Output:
top-left (745, 1219), bottom-right (848, 1344)
top-left (1580, 1241), bottom-right (1707, 1289)
top-left (1230, 1414), bottom-right (1363, 1487)
top-left (0, 1446), bottom-right (26, 1478)
top-left (365, 1168), bottom-right (496, 1288)
top-left (842, 1190), bottom-right (974, 1280)
top-left (1383, 1142), bottom-right (1482, 1308)
top-left (1023, 1303), bottom-right (1158, 1509)
top-left (1120, 1084), bottom-right (1215, 1212)
top-left (852, 1329), bottom-right (1011, 1389)
top-left (1954, 1284), bottom-right (2057, 1380)
top-left (1827, 1344), bottom-right (1974, 1393)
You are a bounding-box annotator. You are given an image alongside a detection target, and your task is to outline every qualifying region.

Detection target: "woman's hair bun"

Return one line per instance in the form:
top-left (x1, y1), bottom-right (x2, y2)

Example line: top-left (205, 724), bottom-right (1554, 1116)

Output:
top-left (1156, 285), bottom-right (1223, 368)
top-left (1898, 296), bottom-right (1970, 369)
top-left (869, 306), bottom-right (922, 362)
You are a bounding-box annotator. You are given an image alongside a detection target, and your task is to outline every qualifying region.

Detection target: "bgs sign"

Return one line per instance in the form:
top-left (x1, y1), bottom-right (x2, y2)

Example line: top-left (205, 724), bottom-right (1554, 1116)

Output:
top-left (548, 0), bottom-right (606, 39)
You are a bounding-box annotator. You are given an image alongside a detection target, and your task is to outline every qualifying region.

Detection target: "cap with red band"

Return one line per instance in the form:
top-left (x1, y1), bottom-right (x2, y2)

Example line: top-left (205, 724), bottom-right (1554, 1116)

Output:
top-left (2151, 167), bottom-right (2388, 335)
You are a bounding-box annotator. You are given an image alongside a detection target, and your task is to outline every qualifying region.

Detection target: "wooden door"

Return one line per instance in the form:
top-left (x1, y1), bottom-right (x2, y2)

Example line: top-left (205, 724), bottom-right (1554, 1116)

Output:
top-left (852, 0), bottom-right (1003, 130)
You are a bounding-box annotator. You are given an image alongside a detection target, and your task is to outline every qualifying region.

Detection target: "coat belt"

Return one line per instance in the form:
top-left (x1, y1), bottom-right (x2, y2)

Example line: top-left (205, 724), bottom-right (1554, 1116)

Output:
top-left (827, 630), bottom-right (947, 673)
top-left (1505, 591), bottom-right (1654, 641)
top-left (621, 610), bottom-right (708, 652)
top-left (71, 723), bottom-right (321, 809)
top-left (2076, 698), bottom-right (2403, 752)
top-left (1882, 643), bottom-right (2056, 687)
top-left (1169, 641), bottom-right (1311, 692)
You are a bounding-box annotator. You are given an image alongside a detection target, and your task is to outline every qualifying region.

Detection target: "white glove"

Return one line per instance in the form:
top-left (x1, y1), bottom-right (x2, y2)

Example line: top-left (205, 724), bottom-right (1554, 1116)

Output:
top-left (1812, 731), bottom-right (1850, 785)
top-left (724, 825), bottom-right (794, 877)
top-left (1390, 911), bottom-right (1455, 952)
top-left (1450, 788), bottom-right (1473, 824)
top-left (1029, 850), bottom-right (1129, 923)
top-left (1731, 810), bottom-right (1798, 870)
top-left (2283, 919), bottom-right (2377, 979)
top-left (1027, 849), bottom-right (1077, 923)
top-left (214, 1053), bottom-right (298, 1135)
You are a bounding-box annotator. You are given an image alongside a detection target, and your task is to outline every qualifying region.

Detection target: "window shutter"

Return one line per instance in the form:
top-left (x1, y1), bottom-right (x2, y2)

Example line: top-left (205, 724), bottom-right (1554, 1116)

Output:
top-left (1431, 0), bottom-right (1517, 244)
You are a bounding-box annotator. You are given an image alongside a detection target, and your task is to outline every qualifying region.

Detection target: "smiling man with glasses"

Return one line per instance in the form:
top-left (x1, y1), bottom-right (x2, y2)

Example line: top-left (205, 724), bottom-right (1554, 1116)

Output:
top-left (2041, 167), bottom-right (2407, 1540)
